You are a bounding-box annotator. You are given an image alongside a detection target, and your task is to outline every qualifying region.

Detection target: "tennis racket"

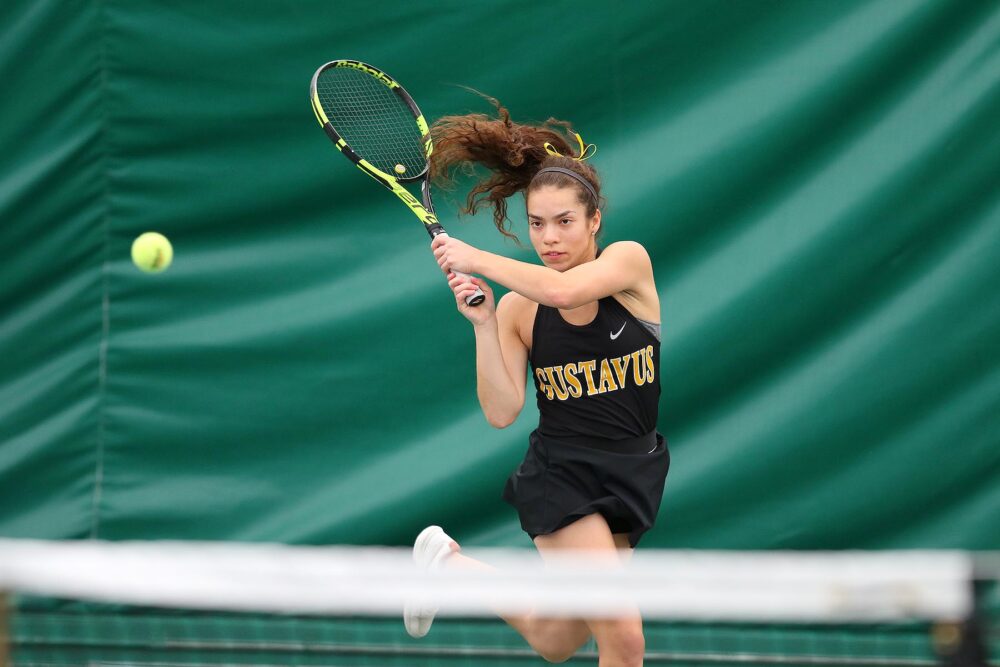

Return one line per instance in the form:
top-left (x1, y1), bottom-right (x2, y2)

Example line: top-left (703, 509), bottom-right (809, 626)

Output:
top-left (309, 59), bottom-right (486, 307)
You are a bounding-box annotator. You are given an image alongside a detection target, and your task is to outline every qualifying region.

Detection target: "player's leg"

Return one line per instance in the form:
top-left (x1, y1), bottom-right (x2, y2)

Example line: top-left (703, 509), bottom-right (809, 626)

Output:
top-left (583, 531), bottom-right (643, 666)
top-left (612, 532), bottom-right (633, 556)
top-left (444, 545), bottom-right (591, 663)
top-left (412, 517), bottom-right (630, 663)
top-left (585, 614), bottom-right (645, 667)
top-left (535, 515), bottom-right (643, 666)
top-left (404, 527), bottom-right (574, 649)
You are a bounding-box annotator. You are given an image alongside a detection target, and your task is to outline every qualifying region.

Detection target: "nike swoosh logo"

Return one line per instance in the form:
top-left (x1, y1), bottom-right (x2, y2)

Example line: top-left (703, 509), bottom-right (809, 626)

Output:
top-left (610, 322), bottom-right (627, 340)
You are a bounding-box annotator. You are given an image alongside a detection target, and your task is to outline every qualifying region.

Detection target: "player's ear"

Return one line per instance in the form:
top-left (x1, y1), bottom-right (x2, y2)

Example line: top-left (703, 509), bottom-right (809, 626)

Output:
top-left (590, 209), bottom-right (601, 237)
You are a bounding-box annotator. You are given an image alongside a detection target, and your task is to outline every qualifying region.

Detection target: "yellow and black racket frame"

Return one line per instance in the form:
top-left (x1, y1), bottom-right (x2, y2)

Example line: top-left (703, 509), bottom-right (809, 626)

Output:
top-left (309, 59), bottom-right (447, 238)
top-left (310, 59), bottom-right (485, 306)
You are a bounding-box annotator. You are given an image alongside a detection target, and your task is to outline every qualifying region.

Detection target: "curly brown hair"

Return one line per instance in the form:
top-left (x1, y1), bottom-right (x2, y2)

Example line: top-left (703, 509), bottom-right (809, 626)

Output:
top-left (429, 93), bottom-right (603, 242)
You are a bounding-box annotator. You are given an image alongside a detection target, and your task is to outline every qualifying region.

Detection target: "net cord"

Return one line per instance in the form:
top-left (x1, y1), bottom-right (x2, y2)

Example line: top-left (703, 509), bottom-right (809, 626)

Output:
top-left (0, 540), bottom-right (978, 623)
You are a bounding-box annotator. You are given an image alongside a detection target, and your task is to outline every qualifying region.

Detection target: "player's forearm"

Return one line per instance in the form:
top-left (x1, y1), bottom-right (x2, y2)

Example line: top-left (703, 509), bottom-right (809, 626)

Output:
top-left (475, 252), bottom-right (574, 309)
top-left (473, 320), bottom-right (523, 428)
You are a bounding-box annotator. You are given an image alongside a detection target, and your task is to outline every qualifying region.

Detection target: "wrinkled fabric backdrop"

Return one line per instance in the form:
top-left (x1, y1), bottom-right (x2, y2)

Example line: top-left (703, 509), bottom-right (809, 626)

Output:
top-left (1, 0), bottom-right (998, 549)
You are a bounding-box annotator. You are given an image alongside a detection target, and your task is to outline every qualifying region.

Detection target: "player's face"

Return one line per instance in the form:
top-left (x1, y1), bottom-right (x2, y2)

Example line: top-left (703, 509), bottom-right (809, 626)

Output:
top-left (526, 185), bottom-right (600, 271)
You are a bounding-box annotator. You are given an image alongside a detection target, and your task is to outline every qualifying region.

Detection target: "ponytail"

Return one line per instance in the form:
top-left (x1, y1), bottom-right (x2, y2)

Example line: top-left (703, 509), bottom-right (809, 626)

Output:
top-left (429, 93), bottom-right (602, 242)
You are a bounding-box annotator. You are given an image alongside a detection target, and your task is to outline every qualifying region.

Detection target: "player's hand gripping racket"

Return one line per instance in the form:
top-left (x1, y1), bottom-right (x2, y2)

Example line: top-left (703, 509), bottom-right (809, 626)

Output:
top-left (309, 59), bottom-right (485, 307)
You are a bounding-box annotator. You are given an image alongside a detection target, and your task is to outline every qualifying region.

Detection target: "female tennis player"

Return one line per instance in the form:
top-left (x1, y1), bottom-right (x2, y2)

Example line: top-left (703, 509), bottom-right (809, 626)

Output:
top-left (405, 97), bottom-right (669, 667)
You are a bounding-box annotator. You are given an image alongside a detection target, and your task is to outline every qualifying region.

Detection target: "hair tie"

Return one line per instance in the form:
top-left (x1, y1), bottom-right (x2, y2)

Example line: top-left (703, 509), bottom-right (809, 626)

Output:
top-left (543, 132), bottom-right (597, 161)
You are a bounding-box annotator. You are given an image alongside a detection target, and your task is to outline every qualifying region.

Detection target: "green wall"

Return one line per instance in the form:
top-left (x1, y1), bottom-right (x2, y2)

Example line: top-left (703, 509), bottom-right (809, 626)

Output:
top-left (1, 0), bottom-right (998, 549)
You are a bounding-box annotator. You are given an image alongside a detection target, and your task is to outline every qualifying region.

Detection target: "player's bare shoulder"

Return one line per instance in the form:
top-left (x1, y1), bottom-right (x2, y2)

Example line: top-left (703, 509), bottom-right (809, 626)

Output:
top-left (603, 241), bottom-right (659, 322)
top-left (497, 291), bottom-right (538, 349)
top-left (601, 240), bottom-right (653, 269)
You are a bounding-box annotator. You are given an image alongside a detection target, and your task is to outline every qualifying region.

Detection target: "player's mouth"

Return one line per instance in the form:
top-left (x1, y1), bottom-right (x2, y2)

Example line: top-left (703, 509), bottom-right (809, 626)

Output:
top-left (543, 251), bottom-right (566, 260)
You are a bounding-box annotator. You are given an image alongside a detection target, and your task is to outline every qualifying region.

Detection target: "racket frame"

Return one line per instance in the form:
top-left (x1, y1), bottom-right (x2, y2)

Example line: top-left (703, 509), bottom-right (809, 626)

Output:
top-left (310, 60), bottom-right (484, 307)
top-left (310, 61), bottom-right (439, 224)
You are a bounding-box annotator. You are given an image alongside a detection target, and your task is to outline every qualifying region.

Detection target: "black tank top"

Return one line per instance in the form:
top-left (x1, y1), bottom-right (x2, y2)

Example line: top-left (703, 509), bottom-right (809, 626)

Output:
top-left (529, 296), bottom-right (660, 441)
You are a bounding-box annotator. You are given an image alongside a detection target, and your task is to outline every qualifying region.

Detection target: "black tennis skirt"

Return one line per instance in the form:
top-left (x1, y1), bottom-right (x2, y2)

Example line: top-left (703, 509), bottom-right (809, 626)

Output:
top-left (502, 429), bottom-right (670, 547)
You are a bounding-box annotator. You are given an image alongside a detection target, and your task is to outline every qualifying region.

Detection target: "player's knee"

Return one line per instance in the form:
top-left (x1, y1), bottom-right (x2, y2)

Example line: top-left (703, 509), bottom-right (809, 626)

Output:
top-left (530, 626), bottom-right (585, 663)
top-left (600, 623), bottom-right (645, 665)
top-left (535, 642), bottom-right (577, 664)
top-left (618, 626), bottom-right (646, 664)
top-left (621, 627), bottom-right (646, 664)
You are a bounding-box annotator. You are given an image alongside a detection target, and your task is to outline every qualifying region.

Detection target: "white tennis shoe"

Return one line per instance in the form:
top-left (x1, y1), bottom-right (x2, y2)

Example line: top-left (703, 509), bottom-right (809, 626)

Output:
top-left (403, 525), bottom-right (457, 638)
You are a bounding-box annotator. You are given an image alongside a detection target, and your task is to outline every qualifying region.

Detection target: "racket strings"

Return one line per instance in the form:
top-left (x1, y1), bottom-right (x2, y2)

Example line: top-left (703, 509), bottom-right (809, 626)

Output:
top-left (316, 68), bottom-right (427, 177)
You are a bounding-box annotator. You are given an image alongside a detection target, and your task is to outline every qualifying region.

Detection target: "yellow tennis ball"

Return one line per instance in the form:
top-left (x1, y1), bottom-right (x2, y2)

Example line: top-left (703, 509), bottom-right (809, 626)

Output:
top-left (394, 164), bottom-right (406, 174)
top-left (131, 232), bottom-right (173, 273)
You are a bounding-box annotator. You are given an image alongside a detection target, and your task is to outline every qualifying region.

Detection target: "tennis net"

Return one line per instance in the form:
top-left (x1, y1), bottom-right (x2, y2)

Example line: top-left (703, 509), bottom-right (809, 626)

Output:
top-left (0, 539), bottom-right (996, 666)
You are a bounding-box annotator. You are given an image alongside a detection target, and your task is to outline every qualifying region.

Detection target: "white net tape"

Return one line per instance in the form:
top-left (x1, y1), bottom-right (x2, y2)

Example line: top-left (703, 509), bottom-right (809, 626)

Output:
top-left (0, 539), bottom-right (975, 622)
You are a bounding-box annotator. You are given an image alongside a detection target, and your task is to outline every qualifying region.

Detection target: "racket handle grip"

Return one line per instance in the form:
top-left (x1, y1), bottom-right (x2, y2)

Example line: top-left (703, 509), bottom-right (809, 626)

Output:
top-left (453, 270), bottom-right (486, 307)
top-left (433, 232), bottom-right (486, 307)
